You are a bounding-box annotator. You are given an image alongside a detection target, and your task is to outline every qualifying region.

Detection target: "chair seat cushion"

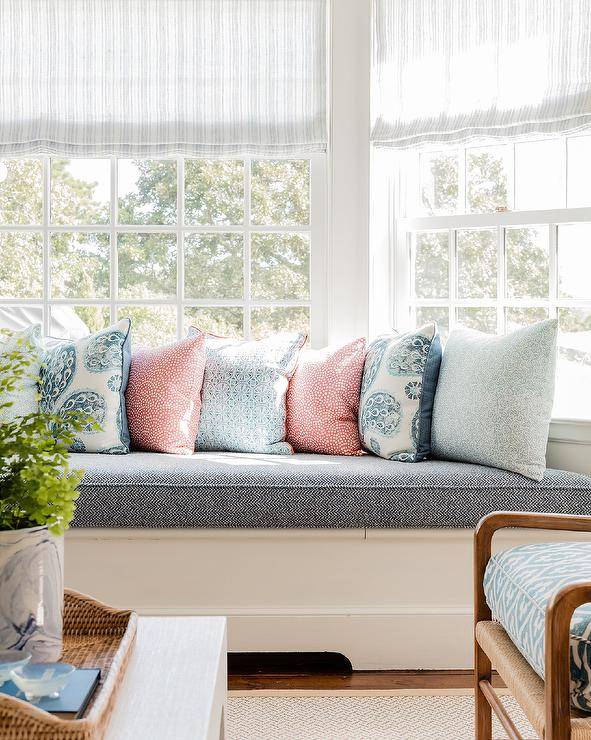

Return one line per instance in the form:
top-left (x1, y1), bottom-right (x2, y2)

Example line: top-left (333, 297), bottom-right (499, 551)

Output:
top-left (69, 452), bottom-right (591, 529)
top-left (484, 542), bottom-right (591, 711)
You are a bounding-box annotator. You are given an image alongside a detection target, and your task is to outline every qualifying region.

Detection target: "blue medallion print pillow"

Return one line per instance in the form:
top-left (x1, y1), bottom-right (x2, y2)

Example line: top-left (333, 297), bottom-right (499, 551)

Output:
top-left (40, 319), bottom-right (132, 454)
top-left (358, 323), bottom-right (442, 461)
top-left (190, 329), bottom-right (306, 454)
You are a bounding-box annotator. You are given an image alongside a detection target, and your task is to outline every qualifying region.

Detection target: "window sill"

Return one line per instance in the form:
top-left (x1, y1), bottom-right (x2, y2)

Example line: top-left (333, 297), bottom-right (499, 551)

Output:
top-left (549, 419), bottom-right (591, 445)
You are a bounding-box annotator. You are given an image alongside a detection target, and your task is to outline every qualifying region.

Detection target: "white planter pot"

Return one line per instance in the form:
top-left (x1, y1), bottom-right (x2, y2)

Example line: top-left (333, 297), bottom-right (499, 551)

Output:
top-left (0, 526), bottom-right (64, 662)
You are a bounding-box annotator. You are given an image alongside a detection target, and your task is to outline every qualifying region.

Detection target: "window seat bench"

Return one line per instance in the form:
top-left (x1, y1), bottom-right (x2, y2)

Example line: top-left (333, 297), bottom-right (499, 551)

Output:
top-left (64, 452), bottom-right (591, 669)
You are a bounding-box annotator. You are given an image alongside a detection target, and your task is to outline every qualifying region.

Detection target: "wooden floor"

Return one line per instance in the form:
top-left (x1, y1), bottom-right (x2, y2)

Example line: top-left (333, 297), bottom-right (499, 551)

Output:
top-left (229, 669), bottom-right (505, 692)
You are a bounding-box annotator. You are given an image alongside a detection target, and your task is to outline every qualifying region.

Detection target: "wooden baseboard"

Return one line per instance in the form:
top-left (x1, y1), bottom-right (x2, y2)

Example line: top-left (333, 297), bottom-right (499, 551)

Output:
top-left (228, 668), bottom-right (505, 692)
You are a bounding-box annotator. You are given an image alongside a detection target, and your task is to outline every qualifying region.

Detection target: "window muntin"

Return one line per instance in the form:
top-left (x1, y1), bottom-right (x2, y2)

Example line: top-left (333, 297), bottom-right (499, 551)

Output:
top-left (398, 134), bottom-right (591, 421)
top-left (0, 157), bottom-right (319, 348)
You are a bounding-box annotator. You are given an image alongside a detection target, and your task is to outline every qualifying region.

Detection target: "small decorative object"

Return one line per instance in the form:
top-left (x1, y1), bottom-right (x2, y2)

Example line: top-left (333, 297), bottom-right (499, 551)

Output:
top-left (359, 323), bottom-right (442, 461)
top-left (11, 662), bottom-right (75, 701)
top-left (0, 650), bottom-right (31, 687)
top-left (0, 330), bottom-right (91, 661)
top-left (190, 329), bottom-right (306, 454)
top-left (39, 318), bottom-right (132, 454)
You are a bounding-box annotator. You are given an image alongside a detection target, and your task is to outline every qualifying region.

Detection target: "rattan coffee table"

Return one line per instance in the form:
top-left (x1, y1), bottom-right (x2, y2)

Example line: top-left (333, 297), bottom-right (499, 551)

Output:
top-left (106, 616), bottom-right (227, 740)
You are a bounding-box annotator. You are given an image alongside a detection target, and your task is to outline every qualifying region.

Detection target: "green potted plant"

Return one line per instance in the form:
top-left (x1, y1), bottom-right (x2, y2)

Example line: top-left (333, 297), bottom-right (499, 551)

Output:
top-left (0, 332), bottom-right (90, 661)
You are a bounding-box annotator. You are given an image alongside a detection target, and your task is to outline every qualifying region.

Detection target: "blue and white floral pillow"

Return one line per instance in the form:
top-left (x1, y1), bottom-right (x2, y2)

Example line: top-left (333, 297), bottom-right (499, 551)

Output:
top-left (359, 323), bottom-right (442, 462)
top-left (0, 324), bottom-right (43, 422)
top-left (40, 319), bottom-right (132, 454)
top-left (190, 329), bottom-right (306, 454)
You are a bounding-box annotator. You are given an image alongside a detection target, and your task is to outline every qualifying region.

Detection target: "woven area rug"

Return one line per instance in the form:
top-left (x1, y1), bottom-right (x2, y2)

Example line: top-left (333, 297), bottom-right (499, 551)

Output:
top-left (226, 693), bottom-right (538, 739)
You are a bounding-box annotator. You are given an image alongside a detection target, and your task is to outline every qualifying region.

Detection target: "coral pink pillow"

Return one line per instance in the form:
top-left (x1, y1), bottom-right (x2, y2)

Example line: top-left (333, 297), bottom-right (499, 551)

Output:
top-left (286, 338), bottom-right (366, 455)
top-left (125, 335), bottom-right (206, 454)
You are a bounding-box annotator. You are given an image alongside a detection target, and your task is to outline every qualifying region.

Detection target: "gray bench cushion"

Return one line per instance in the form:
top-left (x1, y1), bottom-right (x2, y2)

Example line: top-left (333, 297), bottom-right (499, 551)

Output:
top-left (69, 452), bottom-right (591, 528)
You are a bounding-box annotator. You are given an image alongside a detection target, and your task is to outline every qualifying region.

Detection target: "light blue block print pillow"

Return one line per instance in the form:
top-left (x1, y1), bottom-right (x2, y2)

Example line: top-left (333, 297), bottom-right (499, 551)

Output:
top-left (40, 319), bottom-right (132, 454)
top-left (358, 323), bottom-right (442, 461)
top-left (0, 324), bottom-right (43, 421)
top-left (190, 329), bottom-right (306, 454)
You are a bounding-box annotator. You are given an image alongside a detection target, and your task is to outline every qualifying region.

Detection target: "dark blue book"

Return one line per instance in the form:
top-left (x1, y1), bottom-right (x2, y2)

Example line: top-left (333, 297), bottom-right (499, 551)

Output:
top-left (0, 668), bottom-right (100, 719)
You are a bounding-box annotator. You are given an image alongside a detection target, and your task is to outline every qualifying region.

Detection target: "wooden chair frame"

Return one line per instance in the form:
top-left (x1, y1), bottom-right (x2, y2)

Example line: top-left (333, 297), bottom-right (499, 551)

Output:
top-left (474, 511), bottom-right (591, 740)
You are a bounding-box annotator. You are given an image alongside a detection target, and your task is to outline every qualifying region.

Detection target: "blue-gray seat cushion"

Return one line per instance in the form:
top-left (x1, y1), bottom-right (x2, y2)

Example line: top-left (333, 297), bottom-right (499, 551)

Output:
top-left (69, 452), bottom-right (591, 528)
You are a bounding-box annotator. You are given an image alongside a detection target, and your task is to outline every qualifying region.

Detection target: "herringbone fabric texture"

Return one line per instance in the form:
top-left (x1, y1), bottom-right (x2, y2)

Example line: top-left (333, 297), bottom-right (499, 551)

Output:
top-left (69, 452), bottom-right (591, 528)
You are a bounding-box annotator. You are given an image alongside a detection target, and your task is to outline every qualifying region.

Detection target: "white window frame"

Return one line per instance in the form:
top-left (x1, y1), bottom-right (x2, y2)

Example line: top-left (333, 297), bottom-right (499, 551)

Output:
top-left (0, 155), bottom-right (328, 347)
top-left (382, 142), bottom-right (591, 435)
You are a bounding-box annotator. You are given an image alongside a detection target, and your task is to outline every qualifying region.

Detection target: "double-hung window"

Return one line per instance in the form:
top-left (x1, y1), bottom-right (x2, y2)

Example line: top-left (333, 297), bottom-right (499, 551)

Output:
top-left (0, 156), bottom-right (326, 346)
top-left (393, 135), bottom-right (591, 420)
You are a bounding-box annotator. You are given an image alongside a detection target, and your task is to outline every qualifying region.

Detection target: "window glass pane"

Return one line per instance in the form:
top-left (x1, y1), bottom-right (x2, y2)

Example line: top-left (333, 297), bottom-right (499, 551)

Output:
top-left (557, 224), bottom-right (591, 299)
top-left (0, 306), bottom-right (43, 331)
top-left (185, 160), bottom-right (244, 226)
top-left (51, 159), bottom-right (110, 225)
top-left (251, 160), bottom-right (310, 226)
top-left (251, 306), bottom-right (310, 339)
top-left (515, 139), bottom-right (565, 211)
top-left (118, 159), bottom-right (176, 225)
top-left (414, 306), bottom-right (449, 340)
top-left (420, 151), bottom-right (459, 215)
top-left (184, 307), bottom-right (244, 339)
top-left (117, 233), bottom-right (177, 299)
top-left (0, 232), bottom-right (43, 298)
top-left (505, 226), bottom-right (549, 299)
top-left (184, 234), bottom-right (243, 300)
top-left (456, 228), bottom-right (497, 299)
top-left (413, 231), bottom-right (449, 298)
top-left (118, 305), bottom-right (177, 347)
top-left (554, 308), bottom-right (591, 419)
top-left (50, 306), bottom-right (110, 340)
top-left (0, 159), bottom-right (43, 225)
top-left (457, 307), bottom-right (497, 334)
top-left (567, 136), bottom-right (591, 208)
top-left (466, 146), bottom-right (510, 214)
top-left (505, 307), bottom-right (549, 332)
top-left (51, 233), bottom-right (110, 299)
top-left (251, 233), bottom-right (310, 300)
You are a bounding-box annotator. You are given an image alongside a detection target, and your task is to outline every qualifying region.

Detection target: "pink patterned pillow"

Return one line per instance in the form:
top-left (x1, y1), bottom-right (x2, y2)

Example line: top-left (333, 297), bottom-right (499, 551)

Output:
top-left (286, 338), bottom-right (366, 455)
top-left (125, 335), bottom-right (206, 454)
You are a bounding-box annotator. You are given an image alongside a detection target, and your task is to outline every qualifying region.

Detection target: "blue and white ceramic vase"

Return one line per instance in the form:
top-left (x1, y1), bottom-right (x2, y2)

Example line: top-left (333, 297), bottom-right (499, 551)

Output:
top-left (0, 526), bottom-right (63, 661)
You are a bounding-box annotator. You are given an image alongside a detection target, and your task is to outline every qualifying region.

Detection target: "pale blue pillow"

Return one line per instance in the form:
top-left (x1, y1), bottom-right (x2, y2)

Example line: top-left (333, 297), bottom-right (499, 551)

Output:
top-left (359, 323), bottom-right (442, 461)
top-left (40, 319), bottom-right (132, 454)
top-left (190, 330), bottom-right (306, 454)
top-left (0, 324), bottom-right (43, 421)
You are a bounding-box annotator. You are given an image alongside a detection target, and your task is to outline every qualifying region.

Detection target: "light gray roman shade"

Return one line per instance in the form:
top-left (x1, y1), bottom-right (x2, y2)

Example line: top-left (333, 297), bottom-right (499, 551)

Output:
top-left (0, 0), bottom-right (327, 157)
top-left (372, 0), bottom-right (591, 149)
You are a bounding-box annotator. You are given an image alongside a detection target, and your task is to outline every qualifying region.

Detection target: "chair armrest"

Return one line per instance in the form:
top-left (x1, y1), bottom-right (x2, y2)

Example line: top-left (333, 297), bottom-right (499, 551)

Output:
top-left (474, 512), bottom-right (591, 622)
top-left (545, 582), bottom-right (591, 739)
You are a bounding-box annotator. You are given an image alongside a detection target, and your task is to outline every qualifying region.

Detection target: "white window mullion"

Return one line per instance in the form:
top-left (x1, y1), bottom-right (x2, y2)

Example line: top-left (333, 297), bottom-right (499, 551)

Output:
top-left (309, 156), bottom-right (328, 347)
top-left (497, 226), bottom-right (505, 334)
top-left (549, 223), bottom-right (558, 321)
top-left (177, 156), bottom-right (184, 340)
top-left (110, 157), bottom-right (118, 324)
top-left (42, 157), bottom-right (50, 335)
top-left (448, 228), bottom-right (456, 330)
top-left (243, 157), bottom-right (252, 340)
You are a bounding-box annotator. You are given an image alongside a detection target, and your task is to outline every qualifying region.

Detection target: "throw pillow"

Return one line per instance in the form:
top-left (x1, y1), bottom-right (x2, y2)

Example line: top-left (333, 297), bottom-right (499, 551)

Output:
top-left (40, 319), bottom-right (132, 454)
top-left (358, 323), bottom-right (442, 461)
top-left (430, 319), bottom-right (558, 481)
top-left (286, 338), bottom-right (366, 455)
top-left (0, 324), bottom-right (43, 421)
top-left (125, 334), bottom-right (206, 454)
top-left (190, 329), bottom-right (306, 454)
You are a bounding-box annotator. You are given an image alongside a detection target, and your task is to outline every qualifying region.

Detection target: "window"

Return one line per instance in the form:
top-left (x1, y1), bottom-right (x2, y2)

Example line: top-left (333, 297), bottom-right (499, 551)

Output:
top-left (394, 135), bottom-right (591, 420)
top-left (0, 157), bottom-right (326, 347)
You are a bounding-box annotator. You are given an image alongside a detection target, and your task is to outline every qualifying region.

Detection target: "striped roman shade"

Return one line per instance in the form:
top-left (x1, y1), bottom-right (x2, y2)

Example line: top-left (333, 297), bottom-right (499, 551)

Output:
top-left (0, 0), bottom-right (327, 157)
top-left (371, 0), bottom-right (591, 149)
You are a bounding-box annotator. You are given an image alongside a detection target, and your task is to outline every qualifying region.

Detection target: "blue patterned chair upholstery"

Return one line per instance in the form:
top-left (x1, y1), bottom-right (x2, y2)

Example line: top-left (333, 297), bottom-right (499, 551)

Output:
top-left (485, 542), bottom-right (591, 712)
